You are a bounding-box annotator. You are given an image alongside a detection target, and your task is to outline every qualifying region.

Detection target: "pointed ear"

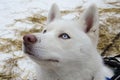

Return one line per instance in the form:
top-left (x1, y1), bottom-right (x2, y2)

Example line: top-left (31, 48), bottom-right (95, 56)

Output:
top-left (82, 4), bottom-right (98, 33)
top-left (47, 4), bottom-right (61, 23)
top-left (81, 4), bottom-right (99, 47)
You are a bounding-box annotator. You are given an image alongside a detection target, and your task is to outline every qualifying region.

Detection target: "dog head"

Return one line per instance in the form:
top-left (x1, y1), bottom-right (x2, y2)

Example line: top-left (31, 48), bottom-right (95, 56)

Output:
top-left (23, 4), bottom-right (99, 68)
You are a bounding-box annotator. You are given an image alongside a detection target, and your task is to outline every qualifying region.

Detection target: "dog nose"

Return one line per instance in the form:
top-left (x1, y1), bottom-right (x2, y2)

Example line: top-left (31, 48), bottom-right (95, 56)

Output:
top-left (23, 34), bottom-right (37, 43)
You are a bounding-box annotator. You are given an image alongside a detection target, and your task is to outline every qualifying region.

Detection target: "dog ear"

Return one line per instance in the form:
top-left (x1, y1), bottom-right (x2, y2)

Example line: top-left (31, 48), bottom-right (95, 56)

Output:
top-left (47, 4), bottom-right (61, 23)
top-left (82, 4), bottom-right (98, 33)
top-left (81, 4), bottom-right (99, 47)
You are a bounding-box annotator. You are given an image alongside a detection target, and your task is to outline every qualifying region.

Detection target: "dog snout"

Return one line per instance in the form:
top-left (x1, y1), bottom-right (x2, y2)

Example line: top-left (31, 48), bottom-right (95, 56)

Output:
top-left (23, 34), bottom-right (37, 44)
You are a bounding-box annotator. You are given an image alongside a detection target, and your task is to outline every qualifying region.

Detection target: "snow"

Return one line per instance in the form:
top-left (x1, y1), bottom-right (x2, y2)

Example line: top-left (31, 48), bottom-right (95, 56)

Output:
top-left (0, 0), bottom-right (119, 79)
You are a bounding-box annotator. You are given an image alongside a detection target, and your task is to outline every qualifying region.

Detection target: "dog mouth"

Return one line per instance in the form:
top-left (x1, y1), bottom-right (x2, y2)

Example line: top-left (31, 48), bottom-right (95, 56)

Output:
top-left (24, 45), bottom-right (59, 63)
top-left (44, 59), bottom-right (59, 62)
top-left (27, 52), bottom-right (59, 63)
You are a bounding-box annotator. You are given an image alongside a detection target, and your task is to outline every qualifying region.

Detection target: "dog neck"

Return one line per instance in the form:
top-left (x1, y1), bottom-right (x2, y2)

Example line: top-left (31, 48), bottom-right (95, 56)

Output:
top-left (35, 63), bottom-right (94, 80)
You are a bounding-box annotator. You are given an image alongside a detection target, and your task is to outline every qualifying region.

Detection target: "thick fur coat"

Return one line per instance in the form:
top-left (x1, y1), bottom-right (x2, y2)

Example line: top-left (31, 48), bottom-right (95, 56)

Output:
top-left (23, 4), bottom-right (112, 80)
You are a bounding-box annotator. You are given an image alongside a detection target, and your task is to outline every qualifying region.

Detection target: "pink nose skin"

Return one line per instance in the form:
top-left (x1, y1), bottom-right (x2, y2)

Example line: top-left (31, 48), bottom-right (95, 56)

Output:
top-left (23, 34), bottom-right (37, 43)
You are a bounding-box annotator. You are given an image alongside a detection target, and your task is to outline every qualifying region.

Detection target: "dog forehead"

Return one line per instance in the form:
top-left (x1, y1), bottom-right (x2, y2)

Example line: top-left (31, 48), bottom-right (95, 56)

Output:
top-left (46, 20), bottom-right (81, 30)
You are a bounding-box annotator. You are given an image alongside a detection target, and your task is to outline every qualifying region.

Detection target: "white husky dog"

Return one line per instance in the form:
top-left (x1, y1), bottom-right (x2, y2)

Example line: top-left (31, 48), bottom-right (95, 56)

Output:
top-left (23, 4), bottom-right (109, 80)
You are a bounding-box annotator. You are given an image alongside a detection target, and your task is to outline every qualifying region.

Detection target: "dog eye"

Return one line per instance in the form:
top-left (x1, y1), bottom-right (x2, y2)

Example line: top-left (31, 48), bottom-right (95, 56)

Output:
top-left (43, 30), bottom-right (47, 33)
top-left (59, 33), bottom-right (70, 39)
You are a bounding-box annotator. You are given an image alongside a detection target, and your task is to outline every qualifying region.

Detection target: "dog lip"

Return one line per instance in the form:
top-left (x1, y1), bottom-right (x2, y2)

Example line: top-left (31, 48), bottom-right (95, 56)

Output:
top-left (23, 43), bottom-right (33, 55)
top-left (24, 46), bottom-right (59, 63)
top-left (26, 52), bottom-right (59, 63)
top-left (44, 59), bottom-right (59, 62)
top-left (24, 50), bottom-right (34, 56)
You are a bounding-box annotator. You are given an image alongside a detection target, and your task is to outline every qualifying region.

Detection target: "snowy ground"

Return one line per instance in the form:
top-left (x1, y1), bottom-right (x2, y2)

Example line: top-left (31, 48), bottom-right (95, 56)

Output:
top-left (0, 0), bottom-right (120, 80)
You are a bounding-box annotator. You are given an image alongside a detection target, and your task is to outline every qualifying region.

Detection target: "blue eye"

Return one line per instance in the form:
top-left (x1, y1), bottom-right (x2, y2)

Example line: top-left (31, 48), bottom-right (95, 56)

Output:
top-left (59, 33), bottom-right (70, 39)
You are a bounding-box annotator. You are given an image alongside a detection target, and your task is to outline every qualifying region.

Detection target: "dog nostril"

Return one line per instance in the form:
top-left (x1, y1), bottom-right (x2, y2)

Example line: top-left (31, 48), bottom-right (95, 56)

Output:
top-left (23, 34), bottom-right (37, 43)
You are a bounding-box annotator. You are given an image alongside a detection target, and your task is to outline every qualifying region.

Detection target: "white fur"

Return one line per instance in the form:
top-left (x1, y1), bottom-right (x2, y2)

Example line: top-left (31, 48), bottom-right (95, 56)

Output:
top-left (23, 4), bottom-right (111, 80)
